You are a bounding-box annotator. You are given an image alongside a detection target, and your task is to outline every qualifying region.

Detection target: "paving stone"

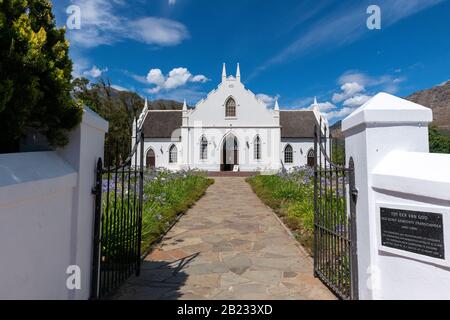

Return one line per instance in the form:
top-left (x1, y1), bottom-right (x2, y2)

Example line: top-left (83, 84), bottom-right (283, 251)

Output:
top-left (110, 177), bottom-right (335, 300)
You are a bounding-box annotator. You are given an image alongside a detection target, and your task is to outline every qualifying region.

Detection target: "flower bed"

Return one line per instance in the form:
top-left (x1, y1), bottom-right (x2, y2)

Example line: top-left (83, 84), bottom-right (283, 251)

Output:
top-left (101, 169), bottom-right (213, 257)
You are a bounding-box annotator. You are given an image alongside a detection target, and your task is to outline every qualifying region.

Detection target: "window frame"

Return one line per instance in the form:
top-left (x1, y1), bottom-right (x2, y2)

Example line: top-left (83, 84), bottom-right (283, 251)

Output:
top-left (284, 144), bottom-right (294, 164)
top-left (254, 135), bottom-right (262, 161)
top-left (169, 144), bottom-right (178, 164)
top-left (200, 136), bottom-right (208, 160)
top-left (225, 97), bottom-right (237, 118)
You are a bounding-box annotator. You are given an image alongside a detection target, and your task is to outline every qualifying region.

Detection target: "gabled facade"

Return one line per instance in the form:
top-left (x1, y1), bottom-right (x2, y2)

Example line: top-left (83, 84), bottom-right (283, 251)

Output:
top-left (133, 64), bottom-right (329, 173)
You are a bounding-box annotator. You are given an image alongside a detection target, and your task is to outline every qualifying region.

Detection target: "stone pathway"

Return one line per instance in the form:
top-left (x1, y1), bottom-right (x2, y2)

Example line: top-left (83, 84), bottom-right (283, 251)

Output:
top-left (113, 177), bottom-right (335, 300)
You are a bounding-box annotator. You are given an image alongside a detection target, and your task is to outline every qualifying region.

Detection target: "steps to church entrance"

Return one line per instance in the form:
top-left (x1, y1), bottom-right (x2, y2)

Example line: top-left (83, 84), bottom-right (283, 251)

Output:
top-left (112, 177), bottom-right (335, 300)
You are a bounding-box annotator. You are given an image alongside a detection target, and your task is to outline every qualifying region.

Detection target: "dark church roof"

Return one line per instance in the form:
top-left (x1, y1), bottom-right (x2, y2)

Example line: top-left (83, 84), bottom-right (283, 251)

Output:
top-left (280, 110), bottom-right (319, 139)
top-left (142, 111), bottom-right (182, 139)
top-left (141, 110), bottom-right (318, 139)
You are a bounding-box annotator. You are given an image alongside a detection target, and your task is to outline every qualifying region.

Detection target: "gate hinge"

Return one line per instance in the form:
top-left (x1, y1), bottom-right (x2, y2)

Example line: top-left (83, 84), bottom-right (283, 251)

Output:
top-left (351, 187), bottom-right (358, 198)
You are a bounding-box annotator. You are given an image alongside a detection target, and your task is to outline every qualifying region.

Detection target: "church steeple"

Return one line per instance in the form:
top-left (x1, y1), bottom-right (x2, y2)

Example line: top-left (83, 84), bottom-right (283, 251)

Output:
top-left (312, 97), bottom-right (319, 112)
top-left (182, 99), bottom-right (187, 111)
top-left (236, 63), bottom-right (241, 82)
top-left (274, 98), bottom-right (280, 111)
top-left (222, 63), bottom-right (227, 82)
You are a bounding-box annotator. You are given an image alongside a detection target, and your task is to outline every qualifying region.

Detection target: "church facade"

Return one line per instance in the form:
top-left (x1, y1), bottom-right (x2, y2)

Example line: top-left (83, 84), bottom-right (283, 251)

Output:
top-left (133, 64), bottom-right (329, 173)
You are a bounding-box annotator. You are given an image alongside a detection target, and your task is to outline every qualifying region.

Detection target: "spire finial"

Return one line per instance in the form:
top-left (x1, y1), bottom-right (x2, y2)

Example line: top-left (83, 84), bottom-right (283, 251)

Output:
top-left (222, 63), bottom-right (227, 82)
top-left (313, 96), bottom-right (318, 106)
top-left (236, 63), bottom-right (241, 82)
top-left (274, 98), bottom-right (280, 111)
top-left (144, 98), bottom-right (148, 109)
top-left (182, 99), bottom-right (187, 111)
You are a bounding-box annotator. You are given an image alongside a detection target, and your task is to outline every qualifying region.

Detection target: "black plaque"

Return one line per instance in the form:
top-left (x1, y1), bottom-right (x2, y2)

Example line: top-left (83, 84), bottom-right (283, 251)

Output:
top-left (380, 207), bottom-right (445, 259)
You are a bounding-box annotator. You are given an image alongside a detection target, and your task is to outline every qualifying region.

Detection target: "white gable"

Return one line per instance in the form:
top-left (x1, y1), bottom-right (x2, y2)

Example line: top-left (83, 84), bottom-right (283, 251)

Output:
top-left (187, 66), bottom-right (279, 127)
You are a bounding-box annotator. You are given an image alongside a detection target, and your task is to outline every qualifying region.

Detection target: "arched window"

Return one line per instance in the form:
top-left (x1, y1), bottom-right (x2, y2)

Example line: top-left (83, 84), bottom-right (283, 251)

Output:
top-left (284, 145), bottom-right (293, 164)
top-left (169, 145), bottom-right (178, 164)
top-left (146, 148), bottom-right (156, 169)
top-left (254, 136), bottom-right (261, 160)
top-left (307, 149), bottom-right (315, 167)
top-left (225, 97), bottom-right (236, 117)
top-left (200, 136), bottom-right (208, 160)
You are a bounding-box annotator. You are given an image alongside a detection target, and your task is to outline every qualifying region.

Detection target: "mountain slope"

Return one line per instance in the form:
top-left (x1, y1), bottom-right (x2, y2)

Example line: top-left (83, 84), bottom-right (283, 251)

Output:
top-left (406, 80), bottom-right (450, 132)
top-left (330, 80), bottom-right (450, 138)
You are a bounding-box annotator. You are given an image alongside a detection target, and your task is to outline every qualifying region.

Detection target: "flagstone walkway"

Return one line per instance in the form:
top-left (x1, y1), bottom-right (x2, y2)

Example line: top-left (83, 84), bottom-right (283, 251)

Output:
top-left (113, 177), bottom-right (335, 300)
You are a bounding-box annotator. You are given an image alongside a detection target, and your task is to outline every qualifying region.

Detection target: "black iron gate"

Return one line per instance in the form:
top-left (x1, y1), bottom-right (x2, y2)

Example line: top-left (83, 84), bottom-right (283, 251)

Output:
top-left (313, 122), bottom-right (359, 300)
top-left (90, 128), bottom-right (145, 299)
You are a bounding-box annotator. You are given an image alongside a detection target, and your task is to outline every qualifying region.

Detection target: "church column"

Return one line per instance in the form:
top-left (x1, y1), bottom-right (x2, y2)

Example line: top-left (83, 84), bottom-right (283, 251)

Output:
top-left (181, 99), bottom-right (190, 169)
top-left (272, 99), bottom-right (281, 171)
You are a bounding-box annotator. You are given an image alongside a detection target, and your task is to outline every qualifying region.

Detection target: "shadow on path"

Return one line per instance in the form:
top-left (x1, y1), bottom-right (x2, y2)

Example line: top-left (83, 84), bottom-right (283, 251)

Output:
top-left (112, 253), bottom-right (199, 300)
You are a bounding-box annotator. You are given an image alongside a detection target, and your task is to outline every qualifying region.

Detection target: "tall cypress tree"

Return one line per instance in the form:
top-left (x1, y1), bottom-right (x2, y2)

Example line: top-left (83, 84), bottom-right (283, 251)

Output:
top-left (0, 0), bottom-right (82, 153)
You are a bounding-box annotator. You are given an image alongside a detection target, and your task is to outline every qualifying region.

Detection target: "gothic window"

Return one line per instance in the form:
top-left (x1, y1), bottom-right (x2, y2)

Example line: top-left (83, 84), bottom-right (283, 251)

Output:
top-left (169, 145), bottom-right (178, 164)
top-left (200, 136), bottom-right (208, 160)
top-left (254, 136), bottom-right (261, 160)
top-left (284, 145), bottom-right (293, 164)
top-left (225, 98), bottom-right (236, 117)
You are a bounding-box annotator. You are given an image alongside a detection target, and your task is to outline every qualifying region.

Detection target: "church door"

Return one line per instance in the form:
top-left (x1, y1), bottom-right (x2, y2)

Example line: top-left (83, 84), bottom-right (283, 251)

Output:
top-left (221, 135), bottom-right (238, 171)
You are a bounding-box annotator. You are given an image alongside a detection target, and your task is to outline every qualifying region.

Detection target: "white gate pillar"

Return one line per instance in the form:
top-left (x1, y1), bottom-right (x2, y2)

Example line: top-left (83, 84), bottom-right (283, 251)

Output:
top-left (342, 93), bottom-right (433, 299)
top-left (58, 107), bottom-right (109, 299)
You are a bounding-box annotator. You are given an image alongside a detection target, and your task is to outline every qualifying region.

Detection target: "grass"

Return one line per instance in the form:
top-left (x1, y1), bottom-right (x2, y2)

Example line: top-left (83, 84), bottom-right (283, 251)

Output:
top-left (248, 168), bottom-right (353, 296)
top-left (247, 168), bottom-right (315, 254)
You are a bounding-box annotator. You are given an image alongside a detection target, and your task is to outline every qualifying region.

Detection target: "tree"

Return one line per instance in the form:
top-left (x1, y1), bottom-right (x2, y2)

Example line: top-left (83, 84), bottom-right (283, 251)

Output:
top-left (72, 77), bottom-right (144, 166)
top-left (429, 125), bottom-right (450, 154)
top-left (0, 0), bottom-right (82, 153)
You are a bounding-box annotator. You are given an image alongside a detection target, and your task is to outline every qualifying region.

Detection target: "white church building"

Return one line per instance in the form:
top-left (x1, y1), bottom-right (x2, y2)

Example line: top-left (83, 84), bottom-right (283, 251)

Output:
top-left (133, 64), bottom-right (329, 173)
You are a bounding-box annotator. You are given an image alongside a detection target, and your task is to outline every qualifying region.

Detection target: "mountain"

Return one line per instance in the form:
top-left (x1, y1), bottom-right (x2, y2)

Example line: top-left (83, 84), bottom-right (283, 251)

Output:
top-left (330, 80), bottom-right (450, 138)
top-left (148, 99), bottom-right (184, 111)
top-left (330, 120), bottom-right (343, 139)
top-left (406, 80), bottom-right (450, 132)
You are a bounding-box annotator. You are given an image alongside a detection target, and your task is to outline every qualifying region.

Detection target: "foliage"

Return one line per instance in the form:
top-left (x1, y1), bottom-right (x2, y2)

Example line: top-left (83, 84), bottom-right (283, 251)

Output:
top-left (429, 125), bottom-right (450, 154)
top-left (0, 0), bottom-right (82, 152)
top-left (247, 166), bottom-right (316, 253)
top-left (331, 139), bottom-right (345, 165)
top-left (72, 77), bottom-right (144, 165)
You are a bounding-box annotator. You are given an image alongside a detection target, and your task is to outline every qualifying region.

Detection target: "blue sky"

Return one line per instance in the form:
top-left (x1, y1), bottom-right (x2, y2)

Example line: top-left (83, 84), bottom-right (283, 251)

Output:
top-left (53, 0), bottom-right (450, 124)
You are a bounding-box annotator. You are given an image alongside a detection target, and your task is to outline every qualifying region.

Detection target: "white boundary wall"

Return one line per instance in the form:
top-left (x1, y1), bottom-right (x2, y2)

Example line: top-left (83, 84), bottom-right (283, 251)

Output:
top-left (343, 93), bottom-right (450, 300)
top-left (0, 108), bottom-right (108, 300)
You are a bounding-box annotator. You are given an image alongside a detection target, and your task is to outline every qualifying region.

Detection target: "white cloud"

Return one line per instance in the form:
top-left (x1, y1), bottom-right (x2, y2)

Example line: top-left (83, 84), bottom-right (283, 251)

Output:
top-left (68, 0), bottom-right (189, 48)
top-left (312, 101), bottom-right (336, 112)
top-left (83, 65), bottom-right (108, 78)
top-left (146, 67), bottom-right (210, 93)
top-left (332, 82), bottom-right (365, 103)
top-left (191, 75), bottom-right (209, 83)
top-left (168, 0), bottom-right (176, 5)
top-left (338, 71), bottom-right (406, 94)
top-left (342, 95), bottom-right (372, 108)
top-left (256, 93), bottom-right (279, 107)
top-left (111, 84), bottom-right (128, 92)
top-left (128, 18), bottom-right (189, 46)
top-left (326, 107), bottom-right (357, 120)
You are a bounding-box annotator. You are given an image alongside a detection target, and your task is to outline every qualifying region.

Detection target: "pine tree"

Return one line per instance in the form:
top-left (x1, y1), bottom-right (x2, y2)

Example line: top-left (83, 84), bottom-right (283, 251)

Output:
top-left (0, 0), bottom-right (82, 153)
